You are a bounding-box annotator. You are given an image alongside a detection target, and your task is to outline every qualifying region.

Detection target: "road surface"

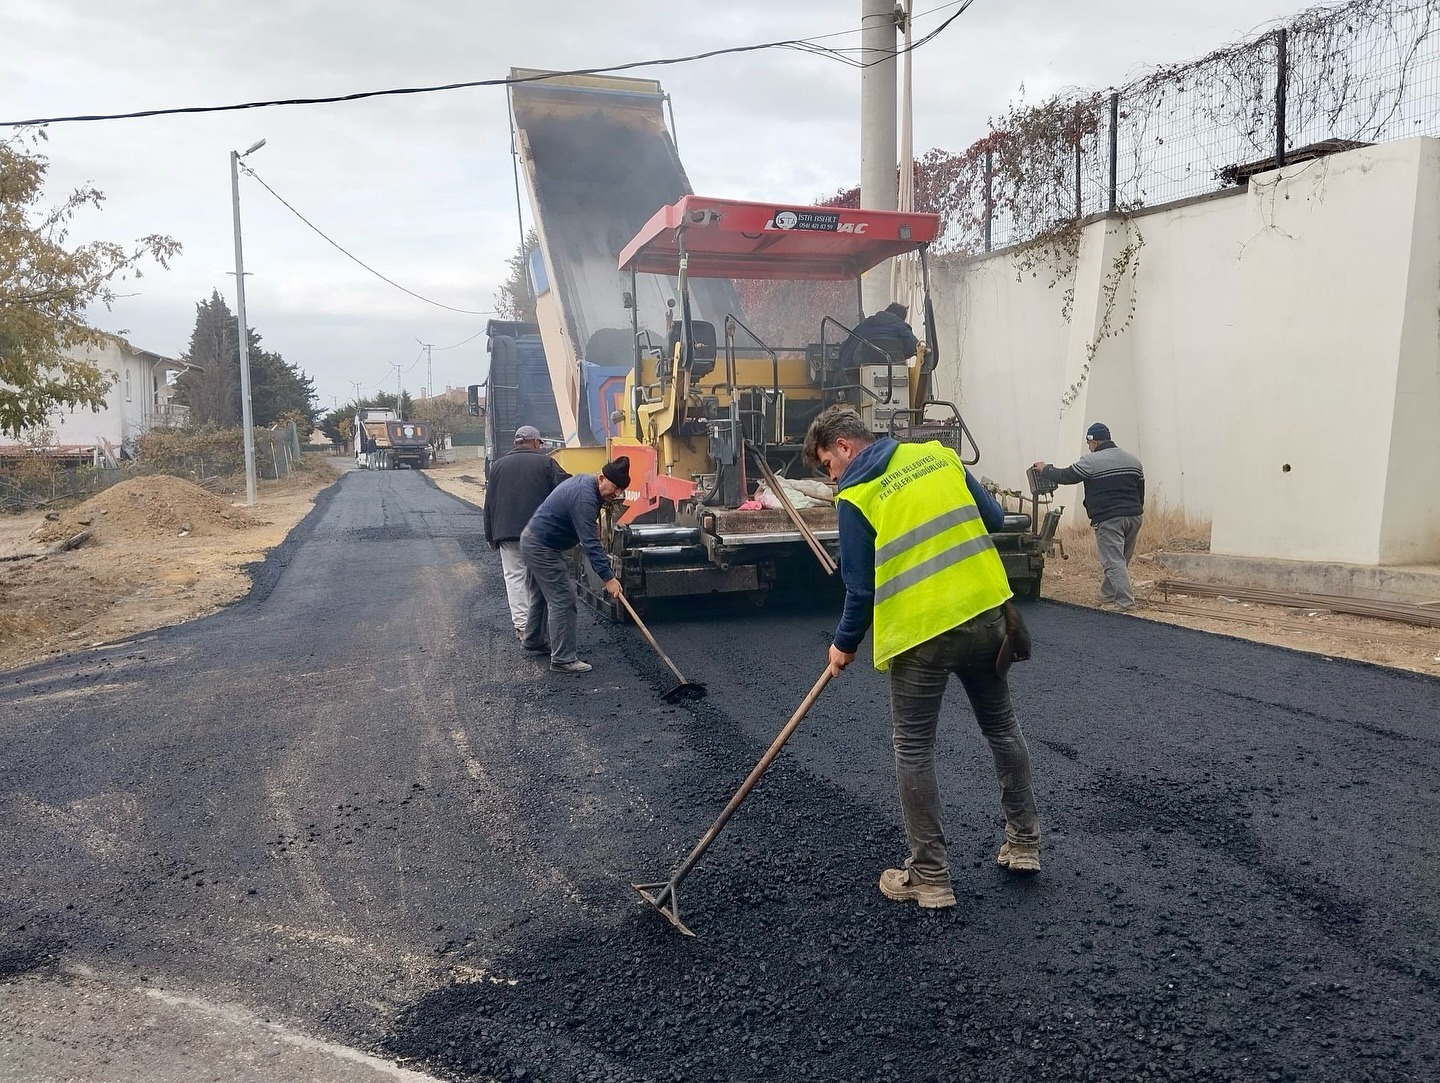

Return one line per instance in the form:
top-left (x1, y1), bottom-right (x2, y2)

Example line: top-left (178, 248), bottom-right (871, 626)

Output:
top-left (1, 470), bottom-right (1436, 1082)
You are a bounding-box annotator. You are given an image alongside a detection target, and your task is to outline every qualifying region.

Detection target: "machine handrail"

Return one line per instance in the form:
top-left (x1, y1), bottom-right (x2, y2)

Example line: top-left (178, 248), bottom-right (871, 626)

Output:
top-left (722, 314), bottom-right (781, 402)
top-left (896, 399), bottom-right (981, 466)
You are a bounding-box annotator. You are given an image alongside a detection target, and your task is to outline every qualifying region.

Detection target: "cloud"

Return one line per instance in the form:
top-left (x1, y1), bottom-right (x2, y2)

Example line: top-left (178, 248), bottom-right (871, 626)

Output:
top-left (7, 0), bottom-right (1311, 405)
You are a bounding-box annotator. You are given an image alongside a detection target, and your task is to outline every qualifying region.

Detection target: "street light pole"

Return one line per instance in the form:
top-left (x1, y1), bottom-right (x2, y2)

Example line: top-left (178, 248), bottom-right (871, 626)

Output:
top-left (230, 138), bottom-right (265, 506)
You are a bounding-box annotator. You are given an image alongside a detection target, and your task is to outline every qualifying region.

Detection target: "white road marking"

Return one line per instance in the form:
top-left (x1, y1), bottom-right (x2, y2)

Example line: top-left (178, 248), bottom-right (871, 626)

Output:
top-left (141, 987), bottom-right (450, 1081)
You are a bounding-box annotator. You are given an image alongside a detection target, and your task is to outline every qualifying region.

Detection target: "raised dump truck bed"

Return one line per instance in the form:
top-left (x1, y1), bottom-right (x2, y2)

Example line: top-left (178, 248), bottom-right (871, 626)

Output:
top-left (508, 70), bottom-right (740, 447)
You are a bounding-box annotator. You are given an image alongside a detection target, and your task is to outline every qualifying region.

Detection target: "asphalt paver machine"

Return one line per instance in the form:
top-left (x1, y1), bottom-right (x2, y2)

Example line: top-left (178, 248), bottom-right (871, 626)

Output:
top-left (554, 194), bottom-right (1054, 615)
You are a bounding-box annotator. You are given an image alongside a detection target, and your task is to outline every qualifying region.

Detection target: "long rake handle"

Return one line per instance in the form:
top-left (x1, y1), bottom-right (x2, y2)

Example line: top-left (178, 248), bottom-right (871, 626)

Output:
top-left (747, 448), bottom-right (838, 576)
top-left (659, 667), bottom-right (833, 898)
top-left (616, 591), bottom-right (693, 688)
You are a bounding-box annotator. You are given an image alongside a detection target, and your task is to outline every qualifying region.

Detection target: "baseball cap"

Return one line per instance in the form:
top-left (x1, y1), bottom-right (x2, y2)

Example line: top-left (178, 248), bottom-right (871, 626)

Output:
top-left (514, 424), bottom-right (542, 443)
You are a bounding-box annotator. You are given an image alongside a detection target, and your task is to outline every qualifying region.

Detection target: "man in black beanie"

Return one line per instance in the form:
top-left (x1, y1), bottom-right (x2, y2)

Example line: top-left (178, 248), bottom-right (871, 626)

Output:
top-left (519, 456), bottom-right (631, 673)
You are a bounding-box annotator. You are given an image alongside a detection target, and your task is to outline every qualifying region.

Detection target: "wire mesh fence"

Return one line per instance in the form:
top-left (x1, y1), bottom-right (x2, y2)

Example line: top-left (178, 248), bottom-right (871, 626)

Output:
top-left (0, 465), bottom-right (127, 514)
top-left (924, 0), bottom-right (1440, 253)
top-left (0, 423), bottom-right (308, 514)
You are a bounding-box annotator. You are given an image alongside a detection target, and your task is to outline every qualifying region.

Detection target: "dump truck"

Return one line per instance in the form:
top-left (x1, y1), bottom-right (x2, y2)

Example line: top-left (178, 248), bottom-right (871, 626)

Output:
top-left (354, 407), bottom-right (432, 470)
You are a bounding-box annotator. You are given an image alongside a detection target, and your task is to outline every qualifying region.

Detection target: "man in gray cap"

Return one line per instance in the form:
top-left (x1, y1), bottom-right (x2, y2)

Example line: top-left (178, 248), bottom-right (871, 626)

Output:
top-left (484, 425), bottom-right (568, 638)
top-left (520, 456), bottom-right (631, 673)
top-left (1033, 422), bottom-right (1145, 610)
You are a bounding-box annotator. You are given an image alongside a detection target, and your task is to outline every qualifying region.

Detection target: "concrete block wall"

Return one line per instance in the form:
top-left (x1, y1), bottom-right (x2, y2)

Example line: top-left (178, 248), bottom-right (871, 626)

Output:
top-left (928, 137), bottom-right (1440, 568)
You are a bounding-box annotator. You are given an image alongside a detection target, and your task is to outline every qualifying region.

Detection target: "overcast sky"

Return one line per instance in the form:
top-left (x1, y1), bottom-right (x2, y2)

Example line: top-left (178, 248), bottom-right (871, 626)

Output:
top-left (4, 0), bottom-right (1311, 411)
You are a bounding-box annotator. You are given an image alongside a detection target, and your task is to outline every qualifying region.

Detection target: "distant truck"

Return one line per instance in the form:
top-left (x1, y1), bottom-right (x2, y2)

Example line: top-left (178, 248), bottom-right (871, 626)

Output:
top-left (354, 407), bottom-right (432, 470)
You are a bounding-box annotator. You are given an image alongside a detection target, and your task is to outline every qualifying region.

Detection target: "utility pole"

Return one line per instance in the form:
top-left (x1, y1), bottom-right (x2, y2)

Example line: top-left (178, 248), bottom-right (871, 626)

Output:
top-left (416, 339), bottom-right (434, 403)
top-left (860, 0), bottom-right (899, 315)
top-left (349, 381), bottom-right (362, 404)
top-left (394, 363), bottom-right (404, 419)
top-left (229, 138), bottom-right (266, 507)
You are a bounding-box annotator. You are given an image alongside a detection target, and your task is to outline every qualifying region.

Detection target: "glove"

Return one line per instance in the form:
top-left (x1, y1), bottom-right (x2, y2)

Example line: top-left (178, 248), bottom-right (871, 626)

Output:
top-left (995, 600), bottom-right (1033, 677)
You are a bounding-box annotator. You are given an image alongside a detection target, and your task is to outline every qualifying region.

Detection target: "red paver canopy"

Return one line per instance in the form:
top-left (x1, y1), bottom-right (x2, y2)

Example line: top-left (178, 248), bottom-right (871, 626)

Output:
top-left (617, 196), bottom-right (940, 281)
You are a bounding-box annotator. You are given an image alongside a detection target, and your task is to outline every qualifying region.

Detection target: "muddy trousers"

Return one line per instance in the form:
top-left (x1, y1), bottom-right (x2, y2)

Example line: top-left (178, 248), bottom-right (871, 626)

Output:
top-left (1094, 514), bottom-right (1143, 608)
top-left (496, 540), bottom-right (530, 633)
top-left (519, 529), bottom-right (580, 665)
top-left (887, 606), bottom-right (1041, 885)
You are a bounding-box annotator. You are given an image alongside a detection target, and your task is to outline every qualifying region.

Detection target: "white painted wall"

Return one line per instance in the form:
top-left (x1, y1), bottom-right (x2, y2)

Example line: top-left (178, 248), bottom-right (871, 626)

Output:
top-left (1210, 138), bottom-right (1440, 565)
top-left (1126, 194), bottom-right (1246, 515)
top-left (928, 137), bottom-right (1440, 568)
top-left (1379, 139), bottom-right (1440, 565)
top-left (929, 242), bottom-right (1070, 491)
top-left (933, 191), bottom-right (1246, 517)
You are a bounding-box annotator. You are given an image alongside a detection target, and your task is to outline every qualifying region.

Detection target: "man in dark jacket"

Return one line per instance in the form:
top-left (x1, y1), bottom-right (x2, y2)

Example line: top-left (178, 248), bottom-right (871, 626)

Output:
top-left (1033, 422), bottom-right (1145, 610)
top-left (837, 301), bottom-right (919, 370)
top-left (484, 425), bottom-right (569, 638)
top-left (520, 456), bottom-right (630, 674)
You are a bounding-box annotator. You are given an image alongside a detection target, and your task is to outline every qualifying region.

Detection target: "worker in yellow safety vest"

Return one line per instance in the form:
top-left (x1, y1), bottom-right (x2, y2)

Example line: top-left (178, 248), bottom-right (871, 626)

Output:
top-left (804, 404), bottom-right (1042, 910)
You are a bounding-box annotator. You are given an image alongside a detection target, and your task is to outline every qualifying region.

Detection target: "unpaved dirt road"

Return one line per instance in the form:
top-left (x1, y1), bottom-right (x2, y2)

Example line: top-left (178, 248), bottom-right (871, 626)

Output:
top-left (1, 469), bottom-right (1437, 1082)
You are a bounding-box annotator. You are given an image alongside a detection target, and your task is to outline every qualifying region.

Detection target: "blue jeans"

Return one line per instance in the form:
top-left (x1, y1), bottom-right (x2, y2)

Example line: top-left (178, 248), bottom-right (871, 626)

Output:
top-left (887, 606), bottom-right (1041, 884)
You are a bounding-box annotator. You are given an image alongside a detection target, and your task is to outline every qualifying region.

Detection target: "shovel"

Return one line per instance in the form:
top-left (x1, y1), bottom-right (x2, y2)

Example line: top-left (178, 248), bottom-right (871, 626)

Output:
top-left (614, 591), bottom-right (707, 703)
top-left (633, 667), bottom-right (832, 936)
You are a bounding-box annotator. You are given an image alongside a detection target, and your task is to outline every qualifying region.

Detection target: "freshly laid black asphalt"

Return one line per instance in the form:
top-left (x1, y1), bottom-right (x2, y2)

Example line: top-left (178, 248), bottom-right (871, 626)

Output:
top-left (1, 470), bottom-right (1437, 1081)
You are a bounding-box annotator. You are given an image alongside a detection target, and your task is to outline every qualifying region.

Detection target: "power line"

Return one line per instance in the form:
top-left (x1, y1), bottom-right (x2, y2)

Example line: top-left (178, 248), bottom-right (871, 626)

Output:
top-left (369, 348), bottom-right (424, 394)
top-left (429, 328), bottom-right (489, 351)
top-left (0, 5), bottom-right (979, 127)
top-left (239, 162), bottom-right (493, 316)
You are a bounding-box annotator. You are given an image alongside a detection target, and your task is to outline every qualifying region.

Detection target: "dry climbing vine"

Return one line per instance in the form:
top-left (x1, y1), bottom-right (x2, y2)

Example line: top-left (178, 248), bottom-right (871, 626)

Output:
top-left (736, 0), bottom-right (1436, 350)
top-left (1058, 224), bottom-right (1147, 414)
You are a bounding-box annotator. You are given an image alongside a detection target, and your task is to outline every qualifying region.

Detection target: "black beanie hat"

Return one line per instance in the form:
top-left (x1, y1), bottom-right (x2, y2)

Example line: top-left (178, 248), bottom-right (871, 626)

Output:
top-left (602, 456), bottom-right (631, 489)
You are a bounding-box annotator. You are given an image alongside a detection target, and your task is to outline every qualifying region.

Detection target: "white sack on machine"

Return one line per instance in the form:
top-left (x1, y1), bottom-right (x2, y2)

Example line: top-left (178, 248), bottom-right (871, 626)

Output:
top-left (755, 477), bottom-right (836, 511)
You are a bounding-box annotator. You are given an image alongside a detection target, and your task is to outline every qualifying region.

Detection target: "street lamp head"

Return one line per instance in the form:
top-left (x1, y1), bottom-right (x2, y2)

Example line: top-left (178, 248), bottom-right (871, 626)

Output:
top-left (241, 138), bottom-right (267, 157)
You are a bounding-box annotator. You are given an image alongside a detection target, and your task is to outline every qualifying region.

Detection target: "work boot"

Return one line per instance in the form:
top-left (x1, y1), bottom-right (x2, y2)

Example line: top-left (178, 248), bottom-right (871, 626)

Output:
top-left (550, 659), bottom-right (593, 674)
top-left (996, 840), bottom-right (1041, 873)
top-left (878, 866), bottom-right (956, 909)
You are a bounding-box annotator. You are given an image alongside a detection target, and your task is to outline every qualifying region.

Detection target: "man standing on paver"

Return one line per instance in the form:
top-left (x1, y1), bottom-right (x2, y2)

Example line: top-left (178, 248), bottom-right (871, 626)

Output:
top-left (519, 456), bottom-right (630, 674)
top-left (484, 425), bottom-right (569, 639)
top-left (806, 405), bottom-right (1042, 911)
top-left (1032, 422), bottom-right (1146, 611)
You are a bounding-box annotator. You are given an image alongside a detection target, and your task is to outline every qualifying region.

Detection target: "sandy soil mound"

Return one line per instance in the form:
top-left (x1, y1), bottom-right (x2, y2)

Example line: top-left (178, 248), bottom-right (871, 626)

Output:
top-left (31, 475), bottom-right (257, 545)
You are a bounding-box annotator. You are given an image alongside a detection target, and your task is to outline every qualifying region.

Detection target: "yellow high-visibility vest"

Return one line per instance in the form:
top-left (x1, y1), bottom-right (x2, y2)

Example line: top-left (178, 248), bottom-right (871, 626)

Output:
top-left (837, 441), bottom-right (1012, 670)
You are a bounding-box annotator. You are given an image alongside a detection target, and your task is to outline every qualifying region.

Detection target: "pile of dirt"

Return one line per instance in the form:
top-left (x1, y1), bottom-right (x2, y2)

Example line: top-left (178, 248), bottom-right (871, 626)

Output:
top-left (30, 476), bottom-right (257, 545)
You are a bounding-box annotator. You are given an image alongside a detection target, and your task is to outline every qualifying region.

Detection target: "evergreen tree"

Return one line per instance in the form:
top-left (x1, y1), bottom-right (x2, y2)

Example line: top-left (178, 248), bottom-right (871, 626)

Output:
top-left (250, 343), bottom-right (317, 429)
top-left (495, 229), bottom-right (538, 324)
top-left (173, 290), bottom-right (240, 425)
top-left (173, 290), bottom-right (316, 429)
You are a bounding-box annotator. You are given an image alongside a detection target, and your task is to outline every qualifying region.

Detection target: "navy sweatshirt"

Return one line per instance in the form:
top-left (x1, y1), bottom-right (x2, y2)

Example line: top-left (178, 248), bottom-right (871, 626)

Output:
top-left (832, 438), bottom-right (1005, 654)
top-left (524, 474), bottom-right (615, 581)
top-left (837, 309), bottom-right (919, 369)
